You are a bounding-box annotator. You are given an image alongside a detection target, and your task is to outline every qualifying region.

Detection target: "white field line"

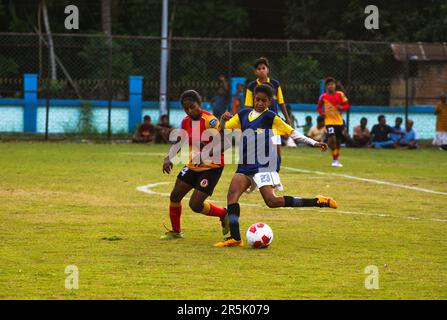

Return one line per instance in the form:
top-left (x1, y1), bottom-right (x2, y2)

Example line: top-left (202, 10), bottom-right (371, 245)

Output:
top-left (282, 166), bottom-right (447, 196)
top-left (124, 151), bottom-right (447, 196)
top-left (137, 182), bottom-right (447, 223)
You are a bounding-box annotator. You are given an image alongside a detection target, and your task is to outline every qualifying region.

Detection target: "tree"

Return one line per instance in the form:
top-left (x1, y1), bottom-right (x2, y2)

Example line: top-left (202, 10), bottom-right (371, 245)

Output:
top-left (0, 2), bottom-right (6, 30)
top-left (169, 0), bottom-right (249, 38)
top-left (283, 0), bottom-right (447, 42)
top-left (0, 55), bottom-right (19, 77)
top-left (101, 0), bottom-right (112, 35)
top-left (78, 36), bottom-right (134, 80)
top-left (279, 54), bottom-right (323, 83)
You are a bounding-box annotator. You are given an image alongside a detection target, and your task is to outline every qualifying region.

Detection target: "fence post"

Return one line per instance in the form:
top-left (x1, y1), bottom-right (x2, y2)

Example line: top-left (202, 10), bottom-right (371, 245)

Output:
top-left (319, 79), bottom-right (325, 96)
top-left (107, 35), bottom-right (113, 140)
top-left (45, 98), bottom-right (49, 140)
top-left (404, 44), bottom-right (409, 125)
top-left (23, 73), bottom-right (38, 133)
top-left (128, 75), bottom-right (143, 133)
top-left (346, 40), bottom-right (352, 134)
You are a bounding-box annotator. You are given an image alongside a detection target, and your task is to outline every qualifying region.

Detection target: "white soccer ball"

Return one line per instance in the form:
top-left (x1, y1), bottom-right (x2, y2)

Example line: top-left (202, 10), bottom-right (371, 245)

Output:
top-left (246, 223), bottom-right (273, 248)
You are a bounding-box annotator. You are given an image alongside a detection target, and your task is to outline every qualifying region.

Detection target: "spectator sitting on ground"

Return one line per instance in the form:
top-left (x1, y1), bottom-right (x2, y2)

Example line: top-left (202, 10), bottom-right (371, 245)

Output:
top-left (155, 114), bottom-right (173, 144)
top-left (351, 117), bottom-right (370, 147)
top-left (369, 115), bottom-right (404, 148)
top-left (433, 94), bottom-right (447, 150)
top-left (395, 119), bottom-right (418, 149)
top-left (390, 117), bottom-right (404, 142)
top-left (300, 116), bottom-right (313, 136)
top-left (307, 115), bottom-right (327, 142)
top-left (132, 115), bottom-right (155, 143)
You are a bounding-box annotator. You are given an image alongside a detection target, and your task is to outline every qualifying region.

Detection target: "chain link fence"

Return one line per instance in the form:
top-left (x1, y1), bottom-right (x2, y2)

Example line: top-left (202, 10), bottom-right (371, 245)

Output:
top-left (0, 33), bottom-right (443, 140)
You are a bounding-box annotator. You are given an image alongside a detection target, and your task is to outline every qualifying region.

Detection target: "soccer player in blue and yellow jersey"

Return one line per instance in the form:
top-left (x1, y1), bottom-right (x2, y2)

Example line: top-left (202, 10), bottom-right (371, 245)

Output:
top-left (161, 90), bottom-right (229, 240)
top-left (214, 84), bottom-right (337, 248)
top-left (245, 57), bottom-right (291, 167)
top-left (317, 77), bottom-right (350, 167)
top-left (245, 57), bottom-right (291, 124)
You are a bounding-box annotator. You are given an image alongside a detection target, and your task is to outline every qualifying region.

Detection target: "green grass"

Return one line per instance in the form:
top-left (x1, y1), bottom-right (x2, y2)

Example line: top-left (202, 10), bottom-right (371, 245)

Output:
top-left (0, 142), bottom-right (446, 299)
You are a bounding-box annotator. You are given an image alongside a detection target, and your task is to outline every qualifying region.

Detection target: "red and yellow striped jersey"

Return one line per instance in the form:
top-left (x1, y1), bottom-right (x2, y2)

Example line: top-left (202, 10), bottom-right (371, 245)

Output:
top-left (180, 110), bottom-right (224, 171)
top-left (317, 91), bottom-right (349, 126)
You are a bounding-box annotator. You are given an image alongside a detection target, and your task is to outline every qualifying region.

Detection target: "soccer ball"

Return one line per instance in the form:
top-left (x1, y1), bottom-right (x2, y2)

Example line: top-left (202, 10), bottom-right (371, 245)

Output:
top-left (246, 223), bottom-right (273, 248)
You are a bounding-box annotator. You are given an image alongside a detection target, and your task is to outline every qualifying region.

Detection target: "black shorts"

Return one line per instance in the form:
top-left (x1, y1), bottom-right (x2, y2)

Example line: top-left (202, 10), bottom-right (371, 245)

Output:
top-left (177, 166), bottom-right (223, 196)
top-left (326, 125), bottom-right (344, 140)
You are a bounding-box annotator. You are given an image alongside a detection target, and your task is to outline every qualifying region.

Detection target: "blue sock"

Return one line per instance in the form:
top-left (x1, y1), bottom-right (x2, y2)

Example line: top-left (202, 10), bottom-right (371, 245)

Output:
top-left (228, 203), bottom-right (241, 241)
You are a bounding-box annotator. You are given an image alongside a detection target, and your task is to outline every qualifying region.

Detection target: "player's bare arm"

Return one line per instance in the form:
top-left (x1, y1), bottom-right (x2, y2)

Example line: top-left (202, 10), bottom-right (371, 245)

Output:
top-left (290, 130), bottom-right (328, 151)
top-left (219, 112), bottom-right (237, 153)
top-left (314, 142), bottom-right (328, 151)
top-left (162, 135), bottom-right (183, 174)
top-left (220, 111), bottom-right (232, 123)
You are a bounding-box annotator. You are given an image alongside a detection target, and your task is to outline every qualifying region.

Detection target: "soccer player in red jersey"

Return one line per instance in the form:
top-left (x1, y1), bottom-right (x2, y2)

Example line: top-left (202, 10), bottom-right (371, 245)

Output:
top-left (317, 77), bottom-right (350, 167)
top-left (160, 90), bottom-right (229, 240)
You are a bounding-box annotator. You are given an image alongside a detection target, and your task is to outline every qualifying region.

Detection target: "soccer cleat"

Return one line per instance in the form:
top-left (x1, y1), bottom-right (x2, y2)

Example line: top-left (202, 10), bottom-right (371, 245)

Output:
top-left (315, 195), bottom-right (337, 209)
top-left (160, 230), bottom-right (184, 240)
top-left (332, 160), bottom-right (343, 167)
top-left (213, 237), bottom-right (244, 247)
top-left (220, 213), bottom-right (230, 236)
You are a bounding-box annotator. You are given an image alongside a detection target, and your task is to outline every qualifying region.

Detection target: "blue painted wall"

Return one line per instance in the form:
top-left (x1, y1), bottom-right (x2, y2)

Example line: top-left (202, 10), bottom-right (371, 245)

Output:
top-left (0, 73), bottom-right (437, 137)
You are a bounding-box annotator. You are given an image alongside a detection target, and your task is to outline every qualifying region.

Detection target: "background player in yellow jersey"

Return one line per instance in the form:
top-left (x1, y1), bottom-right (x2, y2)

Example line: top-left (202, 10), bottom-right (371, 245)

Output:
top-left (245, 57), bottom-right (291, 124)
top-left (433, 94), bottom-right (447, 149)
top-left (317, 77), bottom-right (350, 167)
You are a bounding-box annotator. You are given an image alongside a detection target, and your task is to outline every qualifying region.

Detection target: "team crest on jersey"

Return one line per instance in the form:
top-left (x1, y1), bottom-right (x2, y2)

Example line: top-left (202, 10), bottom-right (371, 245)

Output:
top-left (209, 119), bottom-right (218, 128)
top-left (256, 128), bottom-right (265, 134)
top-left (200, 179), bottom-right (209, 188)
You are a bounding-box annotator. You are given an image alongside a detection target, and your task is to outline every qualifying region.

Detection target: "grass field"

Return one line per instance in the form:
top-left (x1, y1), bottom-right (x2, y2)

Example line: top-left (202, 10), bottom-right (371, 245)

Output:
top-left (0, 142), bottom-right (446, 299)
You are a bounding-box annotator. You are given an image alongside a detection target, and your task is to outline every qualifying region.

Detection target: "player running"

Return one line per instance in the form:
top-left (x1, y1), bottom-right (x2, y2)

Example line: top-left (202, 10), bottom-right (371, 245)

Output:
top-left (214, 84), bottom-right (337, 248)
top-left (161, 90), bottom-right (229, 240)
top-left (317, 77), bottom-right (350, 167)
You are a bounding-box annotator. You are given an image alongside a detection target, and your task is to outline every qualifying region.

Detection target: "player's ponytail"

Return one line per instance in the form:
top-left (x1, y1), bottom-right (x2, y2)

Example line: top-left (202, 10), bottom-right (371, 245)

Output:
top-left (180, 90), bottom-right (202, 104)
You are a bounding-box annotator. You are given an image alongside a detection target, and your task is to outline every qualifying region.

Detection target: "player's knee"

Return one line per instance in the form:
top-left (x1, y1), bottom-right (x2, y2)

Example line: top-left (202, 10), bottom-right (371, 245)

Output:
top-left (188, 199), bottom-right (203, 213)
top-left (170, 192), bottom-right (183, 203)
top-left (265, 196), bottom-right (282, 208)
top-left (227, 188), bottom-right (239, 203)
